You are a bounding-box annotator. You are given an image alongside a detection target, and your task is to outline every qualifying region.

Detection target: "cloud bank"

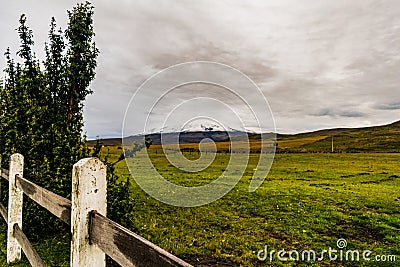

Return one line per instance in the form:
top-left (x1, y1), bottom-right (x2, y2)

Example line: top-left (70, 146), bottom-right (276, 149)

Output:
top-left (1, 0), bottom-right (399, 138)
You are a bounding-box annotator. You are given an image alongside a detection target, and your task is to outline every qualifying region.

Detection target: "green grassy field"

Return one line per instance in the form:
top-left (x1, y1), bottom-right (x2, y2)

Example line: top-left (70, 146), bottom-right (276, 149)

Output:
top-left (0, 147), bottom-right (399, 266)
top-left (115, 147), bottom-right (400, 266)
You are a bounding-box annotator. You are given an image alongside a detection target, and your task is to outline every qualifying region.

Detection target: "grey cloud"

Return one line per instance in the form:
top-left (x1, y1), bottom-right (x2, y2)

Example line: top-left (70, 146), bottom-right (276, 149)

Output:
top-left (310, 108), bottom-right (366, 118)
top-left (340, 111), bottom-right (366, 118)
top-left (374, 102), bottom-right (400, 111)
top-left (2, 0), bottom-right (400, 138)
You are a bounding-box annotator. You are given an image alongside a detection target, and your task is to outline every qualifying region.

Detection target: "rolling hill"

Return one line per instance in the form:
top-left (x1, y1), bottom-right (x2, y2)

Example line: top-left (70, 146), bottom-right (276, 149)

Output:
top-left (88, 120), bottom-right (400, 153)
top-left (289, 120), bottom-right (400, 153)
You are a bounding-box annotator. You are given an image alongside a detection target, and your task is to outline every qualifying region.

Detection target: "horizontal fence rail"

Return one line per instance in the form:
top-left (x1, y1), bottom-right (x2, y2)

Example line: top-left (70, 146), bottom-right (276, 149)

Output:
top-left (0, 153), bottom-right (193, 267)
top-left (1, 168), bottom-right (9, 181)
top-left (90, 211), bottom-right (193, 267)
top-left (15, 174), bottom-right (71, 225)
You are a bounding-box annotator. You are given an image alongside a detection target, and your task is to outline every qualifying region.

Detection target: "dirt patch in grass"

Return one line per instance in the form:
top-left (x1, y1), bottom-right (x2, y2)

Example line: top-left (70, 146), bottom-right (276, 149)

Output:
top-left (360, 175), bottom-right (399, 184)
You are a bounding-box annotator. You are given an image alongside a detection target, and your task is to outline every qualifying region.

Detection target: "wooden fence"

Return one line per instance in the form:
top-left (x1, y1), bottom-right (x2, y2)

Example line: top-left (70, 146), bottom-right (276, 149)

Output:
top-left (0, 153), bottom-right (193, 267)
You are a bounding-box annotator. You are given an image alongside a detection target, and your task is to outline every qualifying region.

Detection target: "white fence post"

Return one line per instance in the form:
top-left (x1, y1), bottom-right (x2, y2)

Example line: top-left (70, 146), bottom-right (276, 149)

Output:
top-left (70, 157), bottom-right (107, 267)
top-left (7, 153), bottom-right (24, 263)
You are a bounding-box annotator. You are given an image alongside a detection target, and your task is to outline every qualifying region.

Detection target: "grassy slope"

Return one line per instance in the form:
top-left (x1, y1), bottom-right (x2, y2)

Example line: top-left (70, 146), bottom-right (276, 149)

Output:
top-left (281, 120), bottom-right (400, 153)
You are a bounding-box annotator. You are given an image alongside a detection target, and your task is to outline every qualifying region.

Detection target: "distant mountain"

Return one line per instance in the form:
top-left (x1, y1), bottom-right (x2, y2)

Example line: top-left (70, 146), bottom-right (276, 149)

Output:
top-left (87, 130), bottom-right (249, 146)
top-left (88, 120), bottom-right (400, 153)
top-left (87, 137), bottom-right (122, 146)
top-left (146, 130), bottom-right (252, 144)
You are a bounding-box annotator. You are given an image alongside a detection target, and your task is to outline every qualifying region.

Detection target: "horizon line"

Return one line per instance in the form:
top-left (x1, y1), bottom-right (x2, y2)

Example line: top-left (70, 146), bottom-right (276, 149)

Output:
top-left (86, 119), bottom-right (399, 141)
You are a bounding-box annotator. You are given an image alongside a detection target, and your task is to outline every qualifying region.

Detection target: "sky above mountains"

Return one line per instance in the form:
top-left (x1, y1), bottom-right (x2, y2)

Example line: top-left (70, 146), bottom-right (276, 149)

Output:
top-left (1, 0), bottom-right (400, 138)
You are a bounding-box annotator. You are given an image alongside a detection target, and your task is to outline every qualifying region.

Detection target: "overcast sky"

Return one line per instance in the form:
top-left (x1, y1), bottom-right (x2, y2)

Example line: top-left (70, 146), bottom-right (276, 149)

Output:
top-left (1, 0), bottom-right (400, 139)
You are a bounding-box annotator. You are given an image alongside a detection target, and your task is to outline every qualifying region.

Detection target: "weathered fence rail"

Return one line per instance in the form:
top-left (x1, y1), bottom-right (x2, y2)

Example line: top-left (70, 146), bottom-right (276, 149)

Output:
top-left (0, 203), bottom-right (7, 222)
top-left (90, 211), bottom-right (192, 267)
top-left (15, 174), bottom-right (72, 225)
top-left (0, 153), bottom-right (193, 267)
top-left (13, 223), bottom-right (46, 267)
top-left (1, 169), bottom-right (9, 181)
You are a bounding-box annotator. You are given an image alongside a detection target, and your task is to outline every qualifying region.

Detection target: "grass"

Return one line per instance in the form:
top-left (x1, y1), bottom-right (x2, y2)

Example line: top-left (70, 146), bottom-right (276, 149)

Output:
top-left (277, 135), bottom-right (329, 149)
top-left (0, 222), bottom-right (70, 267)
top-left (118, 149), bottom-right (400, 266)
top-left (0, 147), bottom-right (399, 266)
top-left (292, 121), bottom-right (400, 153)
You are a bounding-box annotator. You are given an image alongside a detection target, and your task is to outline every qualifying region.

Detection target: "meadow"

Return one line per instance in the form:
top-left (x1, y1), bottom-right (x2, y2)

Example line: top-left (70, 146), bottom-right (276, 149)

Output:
top-left (0, 146), bottom-right (399, 266)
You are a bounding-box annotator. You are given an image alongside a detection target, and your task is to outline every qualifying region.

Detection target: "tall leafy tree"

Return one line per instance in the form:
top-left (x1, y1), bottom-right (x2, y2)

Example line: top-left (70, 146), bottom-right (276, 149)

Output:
top-left (1, 2), bottom-right (132, 238)
top-left (65, 2), bottom-right (98, 124)
top-left (0, 2), bottom-right (123, 237)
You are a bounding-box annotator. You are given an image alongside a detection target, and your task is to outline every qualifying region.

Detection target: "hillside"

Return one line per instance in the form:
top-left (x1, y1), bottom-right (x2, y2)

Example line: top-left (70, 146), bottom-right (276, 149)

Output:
top-left (88, 120), bottom-right (400, 153)
top-left (291, 120), bottom-right (400, 153)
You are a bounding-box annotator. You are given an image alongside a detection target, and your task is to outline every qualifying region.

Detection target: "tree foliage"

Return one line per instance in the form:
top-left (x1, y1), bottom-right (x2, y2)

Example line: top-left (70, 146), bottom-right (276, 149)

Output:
top-left (0, 2), bottom-right (132, 238)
